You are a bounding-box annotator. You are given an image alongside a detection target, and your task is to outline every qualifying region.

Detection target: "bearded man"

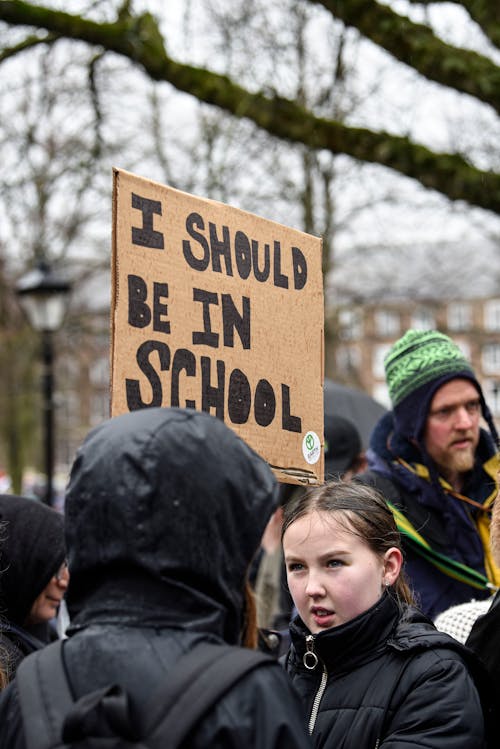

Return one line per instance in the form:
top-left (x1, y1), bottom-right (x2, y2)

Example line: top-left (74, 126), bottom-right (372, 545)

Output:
top-left (357, 329), bottom-right (500, 618)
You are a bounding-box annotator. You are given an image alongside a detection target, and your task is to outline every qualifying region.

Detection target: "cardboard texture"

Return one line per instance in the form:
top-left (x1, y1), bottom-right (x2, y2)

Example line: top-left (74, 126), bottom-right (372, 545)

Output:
top-left (111, 168), bottom-right (324, 484)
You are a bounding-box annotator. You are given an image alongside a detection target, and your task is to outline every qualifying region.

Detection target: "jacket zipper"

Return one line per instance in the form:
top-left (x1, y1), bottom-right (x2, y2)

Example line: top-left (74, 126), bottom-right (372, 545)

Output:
top-left (304, 634), bottom-right (328, 735)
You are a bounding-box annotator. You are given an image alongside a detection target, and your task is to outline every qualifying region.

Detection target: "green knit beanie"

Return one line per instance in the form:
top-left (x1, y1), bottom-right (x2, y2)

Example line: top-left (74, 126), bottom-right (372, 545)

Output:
top-left (384, 329), bottom-right (475, 408)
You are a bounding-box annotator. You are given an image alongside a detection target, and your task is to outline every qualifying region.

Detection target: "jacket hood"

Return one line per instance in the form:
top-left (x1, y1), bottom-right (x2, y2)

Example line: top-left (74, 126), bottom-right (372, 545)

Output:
top-left (0, 494), bottom-right (65, 626)
top-left (65, 407), bottom-right (279, 643)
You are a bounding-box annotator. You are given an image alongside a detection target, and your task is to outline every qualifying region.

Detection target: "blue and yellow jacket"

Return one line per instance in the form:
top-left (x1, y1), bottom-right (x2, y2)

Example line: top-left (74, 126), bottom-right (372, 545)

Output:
top-left (358, 412), bottom-right (500, 619)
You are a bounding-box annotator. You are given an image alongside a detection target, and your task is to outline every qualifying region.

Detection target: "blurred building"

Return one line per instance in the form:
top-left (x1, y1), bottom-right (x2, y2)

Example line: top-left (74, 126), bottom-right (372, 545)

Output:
top-left (331, 296), bottom-right (500, 425)
top-left (55, 269), bottom-right (111, 476)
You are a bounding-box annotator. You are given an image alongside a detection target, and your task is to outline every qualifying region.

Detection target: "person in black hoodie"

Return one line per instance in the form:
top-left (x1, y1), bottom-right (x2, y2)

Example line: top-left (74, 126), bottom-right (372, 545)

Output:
top-left (282, 480), bottom-right (490, 748)
top-left (0, 407), bottom-right (312, 748)
top-left (0, 494), bottom-right (67, 683)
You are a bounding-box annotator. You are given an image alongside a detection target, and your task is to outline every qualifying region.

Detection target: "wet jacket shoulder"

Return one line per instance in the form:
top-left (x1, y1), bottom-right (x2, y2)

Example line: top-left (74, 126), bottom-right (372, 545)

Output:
top-left (0, 625), bottom-right (311, 749)
top-left (286, 593), bottom-right (486, 749)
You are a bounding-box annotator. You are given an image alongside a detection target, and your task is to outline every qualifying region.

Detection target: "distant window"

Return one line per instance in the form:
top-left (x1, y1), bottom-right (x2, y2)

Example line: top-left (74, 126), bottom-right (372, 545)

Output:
top-left (59, 390), bottom-right (79, 424)
top-left (60, 354), bottom-right (80, 380)
top-left (372, 383), bottom-right (391, 409)
top-left (338, 308), bottom-right (363, 341)
top-left (373, 344), bottom-right (392, 379)
top-left (482, 344), bottom-right (500, 375)
top-left (90, 357), bottom-right (109, 388)
top-left (484, 300), bottom-right (500, 332)
top-left (447, 303), bottom-right (471, 331)
top-left (90, 390), bottom-right (110, 426)
top-left (411, 308), bottom-right (435, 331)
top-left (483, 380), bottom-right (500, 416)
top-left (336, 344), bottom-right (361, 375)
top-left (455, 339), bottom-right (471, 361)
top-left (374, 310), bottom-right (399, 337)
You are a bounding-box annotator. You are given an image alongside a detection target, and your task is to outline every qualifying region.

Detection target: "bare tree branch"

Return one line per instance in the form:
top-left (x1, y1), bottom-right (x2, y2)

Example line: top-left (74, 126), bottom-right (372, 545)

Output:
top-left (0, 30), bottom-right (57, 61)
top-left (406, 0), bottom-right (500, 49)
top-left (0, 1), bottom-right (499, 213)
top-left (312, 0), bottom-right (500, 113)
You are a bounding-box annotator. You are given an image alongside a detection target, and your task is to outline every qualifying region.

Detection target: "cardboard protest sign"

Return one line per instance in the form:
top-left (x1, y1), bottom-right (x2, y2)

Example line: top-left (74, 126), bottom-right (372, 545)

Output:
top-left (111, 168), bottom-right (324, 484)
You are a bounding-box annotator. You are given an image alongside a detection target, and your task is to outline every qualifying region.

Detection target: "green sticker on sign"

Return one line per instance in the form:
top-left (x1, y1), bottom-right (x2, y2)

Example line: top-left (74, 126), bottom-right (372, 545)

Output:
top-left (302, 431), bottom-right (320, 465)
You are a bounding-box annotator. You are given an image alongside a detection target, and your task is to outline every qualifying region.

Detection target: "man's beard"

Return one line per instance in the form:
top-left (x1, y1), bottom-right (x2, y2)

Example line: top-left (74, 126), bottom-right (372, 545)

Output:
top-left (447, 444), bottom-right (475, 476)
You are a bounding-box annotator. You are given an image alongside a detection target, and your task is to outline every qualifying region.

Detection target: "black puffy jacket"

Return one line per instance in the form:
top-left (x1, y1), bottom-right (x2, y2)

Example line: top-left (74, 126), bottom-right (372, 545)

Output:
top-left (0, 407), bottom-right (311, 749)
top-left (286, 592), bottom-right (487, 748)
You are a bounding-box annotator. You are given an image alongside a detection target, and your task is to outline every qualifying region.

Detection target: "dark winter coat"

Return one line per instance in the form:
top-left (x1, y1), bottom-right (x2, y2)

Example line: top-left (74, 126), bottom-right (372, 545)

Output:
top-left (357, 412), bottom-right (499, 618)
top-left (286, 592), bottom-right (487, 749)
top-left (0, 494), bottom-right (65, 681)
top-left (467, 589), bottom-right (500, 708)
top-left (0, 407), bottom-right (311, 748)
top-left (0, 624), bottom-right (45, 685)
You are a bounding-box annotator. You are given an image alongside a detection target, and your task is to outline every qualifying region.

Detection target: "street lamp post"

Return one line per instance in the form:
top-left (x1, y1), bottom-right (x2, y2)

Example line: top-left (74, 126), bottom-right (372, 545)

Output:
top-left (16, 263), bottom-right (71, 506)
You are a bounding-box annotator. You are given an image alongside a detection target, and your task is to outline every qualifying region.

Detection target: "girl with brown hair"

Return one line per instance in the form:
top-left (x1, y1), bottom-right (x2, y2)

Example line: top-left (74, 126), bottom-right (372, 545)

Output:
top-left (282, 480), bottom-right (488, 748)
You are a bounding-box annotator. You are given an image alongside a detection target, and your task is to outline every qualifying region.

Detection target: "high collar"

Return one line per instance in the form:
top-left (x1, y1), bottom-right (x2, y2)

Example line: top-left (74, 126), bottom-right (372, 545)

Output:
top-left (289, 591), bottom-right (400, 675)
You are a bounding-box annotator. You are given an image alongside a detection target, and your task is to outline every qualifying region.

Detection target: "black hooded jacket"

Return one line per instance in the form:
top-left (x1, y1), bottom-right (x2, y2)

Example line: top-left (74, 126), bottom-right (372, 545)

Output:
top-left (0, 495), bottom-right (65, 680)
top-left (285, 592), bottom-right (487, 748)
top-left (0, 407), bottom-right (311, 749)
